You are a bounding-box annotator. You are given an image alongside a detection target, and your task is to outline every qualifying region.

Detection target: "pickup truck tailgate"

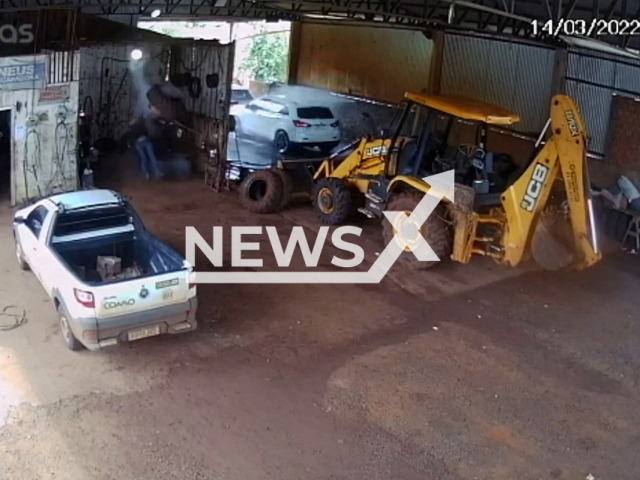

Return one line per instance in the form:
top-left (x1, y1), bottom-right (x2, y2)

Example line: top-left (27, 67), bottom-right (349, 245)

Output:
top-left (94, 271), bottom-right (190, 318)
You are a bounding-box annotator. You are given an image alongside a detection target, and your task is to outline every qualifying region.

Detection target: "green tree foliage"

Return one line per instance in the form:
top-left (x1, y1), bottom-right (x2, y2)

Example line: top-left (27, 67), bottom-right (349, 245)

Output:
top-left (241, 32), bottom-right (288, 82)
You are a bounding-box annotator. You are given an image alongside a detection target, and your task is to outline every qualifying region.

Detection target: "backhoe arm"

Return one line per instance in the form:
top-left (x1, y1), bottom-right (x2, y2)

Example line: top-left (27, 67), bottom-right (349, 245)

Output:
top-left (501, 95), bottom-right (601, 269)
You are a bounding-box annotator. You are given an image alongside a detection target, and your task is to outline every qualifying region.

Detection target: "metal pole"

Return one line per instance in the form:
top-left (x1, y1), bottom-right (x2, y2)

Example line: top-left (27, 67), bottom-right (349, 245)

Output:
top-left (535, 118), bottom-right (552, 148)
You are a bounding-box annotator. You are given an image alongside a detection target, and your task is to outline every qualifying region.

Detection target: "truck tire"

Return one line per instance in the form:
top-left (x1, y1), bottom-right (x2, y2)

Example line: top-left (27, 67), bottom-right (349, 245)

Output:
top-left (58, 304), bottom-right (84, 351)
top-left (271, 168), bottom-right (293, 211)
top-left (239, 169), bottom-right (283, 214)
top-left (15, 239), bottom-right (29, 271)
top-left (312, 177), bottom-right (352, 225)
top-left (382, 192), bottom-right (452, 270)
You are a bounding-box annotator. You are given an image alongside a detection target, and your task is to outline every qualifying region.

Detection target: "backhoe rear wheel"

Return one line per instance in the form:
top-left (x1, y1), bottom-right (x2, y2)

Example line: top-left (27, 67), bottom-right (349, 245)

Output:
top-left (382, 192), bottom-right (452, 270)
top-left (313, 177), bottom-right (352, 225)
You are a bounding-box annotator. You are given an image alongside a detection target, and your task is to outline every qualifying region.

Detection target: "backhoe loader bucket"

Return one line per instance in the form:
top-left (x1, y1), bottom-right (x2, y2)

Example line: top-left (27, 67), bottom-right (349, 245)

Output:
top-left (530, 209), bottom-right (576, 271)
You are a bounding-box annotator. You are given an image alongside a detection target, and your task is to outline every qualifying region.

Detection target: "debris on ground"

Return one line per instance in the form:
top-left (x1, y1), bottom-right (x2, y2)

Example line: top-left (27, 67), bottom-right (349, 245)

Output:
top-left (0, 306), bottom-right (27, 331)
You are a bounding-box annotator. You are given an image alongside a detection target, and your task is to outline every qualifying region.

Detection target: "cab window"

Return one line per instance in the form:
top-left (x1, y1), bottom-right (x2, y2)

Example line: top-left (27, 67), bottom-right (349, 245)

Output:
top-left (26, 206), bottom-right (49, 239)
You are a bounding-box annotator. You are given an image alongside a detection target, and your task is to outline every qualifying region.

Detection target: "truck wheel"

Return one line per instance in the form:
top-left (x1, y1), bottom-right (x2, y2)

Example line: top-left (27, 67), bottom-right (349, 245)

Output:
top-left (312, 177), bottom-right (352, 225)
top-left (382, 192), bottom-right (452, 270)
top-left (58, 305), bottom-right (84, 351)
top-left (271, 168), bottom-right (293, 211)
top-left (15, 240), bottom-right (29, 271)
top-left (239, 169), bottom-right (283, 214)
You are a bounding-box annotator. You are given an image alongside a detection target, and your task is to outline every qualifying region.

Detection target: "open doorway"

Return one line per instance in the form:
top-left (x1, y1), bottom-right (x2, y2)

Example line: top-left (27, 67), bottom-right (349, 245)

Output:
top-left (136, 20), bottom-right (291, 88)
top-left (0, 110), bottom-right (11, 203)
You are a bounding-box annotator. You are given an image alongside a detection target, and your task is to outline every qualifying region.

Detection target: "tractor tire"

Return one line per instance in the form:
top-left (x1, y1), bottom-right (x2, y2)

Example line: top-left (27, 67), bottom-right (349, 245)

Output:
top-left (382, 192), bottom-right (452, 270)
top-left (271, 168), bottom-right (293, 212)
top-left (312, 177), bottom-right (352, 225)
top-left (239, 170), bottom-right (283, 214)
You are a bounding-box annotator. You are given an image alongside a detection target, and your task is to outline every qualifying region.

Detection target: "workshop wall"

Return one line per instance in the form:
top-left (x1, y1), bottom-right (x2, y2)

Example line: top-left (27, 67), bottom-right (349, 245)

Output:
top-left (290, 22), bottom-right (435, 104)
top-left (2, 53), bottom-right (80, 205)
top-left (78, 43), bottom-right (168, 145)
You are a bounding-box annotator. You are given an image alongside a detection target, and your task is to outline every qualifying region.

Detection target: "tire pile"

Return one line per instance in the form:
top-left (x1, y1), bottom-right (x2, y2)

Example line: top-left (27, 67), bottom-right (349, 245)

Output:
top-left (239, 168), bottom-right (294, 214)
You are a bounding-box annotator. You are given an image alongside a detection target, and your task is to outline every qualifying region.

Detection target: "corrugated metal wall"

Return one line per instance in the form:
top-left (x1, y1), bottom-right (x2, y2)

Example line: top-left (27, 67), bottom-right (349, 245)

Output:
top-left (172, 41), bottom-right (235, 121)
top-left (292, 22), bottom-right (434, 104)
top-left (1, 53), bottom-right (80, 205)
top-left (565, 48), bottom-right (640, 156)
top-left (441, 33), bottom-right (556, 134)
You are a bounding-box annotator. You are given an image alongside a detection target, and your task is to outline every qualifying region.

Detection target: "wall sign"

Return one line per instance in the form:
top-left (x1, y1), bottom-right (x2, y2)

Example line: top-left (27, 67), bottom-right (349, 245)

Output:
top-left (38, 84), bottom-right (70, 104)
top-left (0, 60), bottom-right (45, 90)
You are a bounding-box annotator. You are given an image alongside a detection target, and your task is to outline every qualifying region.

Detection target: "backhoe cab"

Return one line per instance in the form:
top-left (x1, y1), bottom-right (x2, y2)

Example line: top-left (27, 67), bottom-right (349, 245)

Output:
top-left (312, 92), bottom-right (601, 271)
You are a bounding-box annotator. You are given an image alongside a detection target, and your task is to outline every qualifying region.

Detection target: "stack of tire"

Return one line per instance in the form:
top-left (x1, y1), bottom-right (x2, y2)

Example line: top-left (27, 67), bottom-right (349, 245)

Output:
top-left (239, 168), bottom-right (294, 214)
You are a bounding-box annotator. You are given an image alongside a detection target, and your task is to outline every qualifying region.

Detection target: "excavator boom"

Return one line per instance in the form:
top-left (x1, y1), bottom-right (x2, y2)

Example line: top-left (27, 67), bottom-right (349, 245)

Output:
top-left (500, 95), bottom-right (601, 269)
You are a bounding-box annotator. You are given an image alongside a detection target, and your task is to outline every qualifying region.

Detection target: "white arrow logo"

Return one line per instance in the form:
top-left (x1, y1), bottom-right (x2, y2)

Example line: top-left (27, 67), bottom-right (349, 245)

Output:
top-left (191, 170), bottom-right (456, 284)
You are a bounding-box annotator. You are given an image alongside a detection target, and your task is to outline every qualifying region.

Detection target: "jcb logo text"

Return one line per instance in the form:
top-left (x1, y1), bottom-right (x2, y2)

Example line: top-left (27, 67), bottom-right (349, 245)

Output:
top-left (521, 163), bottom-right (549, 212)
top-left (365, 146), bottom-right (388, 157)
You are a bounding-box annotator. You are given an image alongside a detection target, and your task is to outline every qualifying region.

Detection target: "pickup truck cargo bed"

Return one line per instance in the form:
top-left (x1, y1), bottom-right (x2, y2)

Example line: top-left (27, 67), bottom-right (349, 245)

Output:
top-left (52, 230), bottom-right (184, 284)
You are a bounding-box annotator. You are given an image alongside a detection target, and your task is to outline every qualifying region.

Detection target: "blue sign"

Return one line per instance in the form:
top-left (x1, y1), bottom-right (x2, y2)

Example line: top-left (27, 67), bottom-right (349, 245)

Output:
top-left (0, 61), bottom-right (45, 90)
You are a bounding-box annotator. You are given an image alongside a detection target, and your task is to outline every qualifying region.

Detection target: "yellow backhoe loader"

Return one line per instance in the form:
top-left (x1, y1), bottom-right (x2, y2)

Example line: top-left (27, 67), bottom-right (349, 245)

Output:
top-left (311, 93), bottom-right (601, 271)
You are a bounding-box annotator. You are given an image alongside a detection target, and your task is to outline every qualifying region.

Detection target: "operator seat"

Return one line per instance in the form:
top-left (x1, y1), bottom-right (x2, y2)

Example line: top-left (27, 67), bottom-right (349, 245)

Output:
top-left (397, 132), bottom-right (446, 177)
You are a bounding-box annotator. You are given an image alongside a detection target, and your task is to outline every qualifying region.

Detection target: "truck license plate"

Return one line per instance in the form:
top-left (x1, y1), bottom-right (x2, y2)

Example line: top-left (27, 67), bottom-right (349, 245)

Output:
top-left (128, 325), bottom-right (160, 342)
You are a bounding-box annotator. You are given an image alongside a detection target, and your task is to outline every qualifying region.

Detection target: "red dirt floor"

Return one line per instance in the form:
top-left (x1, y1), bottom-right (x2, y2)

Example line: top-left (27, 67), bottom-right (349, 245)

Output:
top-left (1, 168), bottom-right (640, 480)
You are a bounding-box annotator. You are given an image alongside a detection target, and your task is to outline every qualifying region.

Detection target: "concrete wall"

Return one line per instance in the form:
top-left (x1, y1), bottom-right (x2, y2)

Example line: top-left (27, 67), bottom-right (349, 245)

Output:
top-left (2, 54), bottom-right (79, 205)
top-left (289, 22), bottom-right (435, 104)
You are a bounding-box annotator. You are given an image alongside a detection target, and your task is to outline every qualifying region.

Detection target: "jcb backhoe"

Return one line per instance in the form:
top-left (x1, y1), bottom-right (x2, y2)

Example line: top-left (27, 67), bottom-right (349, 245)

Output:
top-left (311, 93), bottom-right (601, 271)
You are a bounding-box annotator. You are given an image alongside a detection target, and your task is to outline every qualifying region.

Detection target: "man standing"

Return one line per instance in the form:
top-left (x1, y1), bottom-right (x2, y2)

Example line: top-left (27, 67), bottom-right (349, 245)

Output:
top-left (128, 107), bottom-right (163, 180)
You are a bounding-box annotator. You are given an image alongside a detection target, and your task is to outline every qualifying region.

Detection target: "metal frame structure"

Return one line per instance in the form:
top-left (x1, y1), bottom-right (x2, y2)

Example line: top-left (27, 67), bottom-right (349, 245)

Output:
top-left (0, 0), bottom-right (639, 49)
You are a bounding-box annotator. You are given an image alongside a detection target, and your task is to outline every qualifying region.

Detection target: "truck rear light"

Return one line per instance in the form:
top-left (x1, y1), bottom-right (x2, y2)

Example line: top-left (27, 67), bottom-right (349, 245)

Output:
top-left (189, 282), bottom-right (197, 290)
top-left (330, 120), bottom-right (340, 128)
top-left (293, 120), bottom-right (311, 128)
top-left (74, 288), bottom-right (95, 308)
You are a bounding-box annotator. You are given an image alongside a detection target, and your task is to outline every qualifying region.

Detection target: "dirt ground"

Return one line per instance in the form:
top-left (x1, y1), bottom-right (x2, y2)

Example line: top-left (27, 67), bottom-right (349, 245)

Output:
top-left (1, 171), bottom-right (640, 480)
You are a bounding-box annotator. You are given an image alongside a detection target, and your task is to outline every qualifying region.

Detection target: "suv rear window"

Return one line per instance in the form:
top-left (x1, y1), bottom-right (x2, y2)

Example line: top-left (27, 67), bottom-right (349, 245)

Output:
top-left (53, 206), bottom-right (132, 237)
top-left (297, 107), bottom-right (334, 119)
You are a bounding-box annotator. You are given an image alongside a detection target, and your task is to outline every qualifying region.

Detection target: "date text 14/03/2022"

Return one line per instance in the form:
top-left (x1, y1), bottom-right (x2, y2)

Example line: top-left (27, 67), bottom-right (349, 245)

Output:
top-left (531, 18), bottom-right (640, 37)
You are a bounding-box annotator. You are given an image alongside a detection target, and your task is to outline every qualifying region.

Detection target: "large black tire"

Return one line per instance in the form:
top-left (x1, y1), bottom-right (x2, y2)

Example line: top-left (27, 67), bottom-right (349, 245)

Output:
top-left (239, 170), bottom-right (283, 214)
top-left (58, 304), bottom-right (84, 351)
top-left (312, 177), bottom-right (352, 225)
top-left (274, 130), bottom-right (292, 154)
top-left (15, 238), bottom-right (29, 271)
top-left (271, 168), bottom-right (293, 212)
top-left (382, 192), bottom-right (452, 270)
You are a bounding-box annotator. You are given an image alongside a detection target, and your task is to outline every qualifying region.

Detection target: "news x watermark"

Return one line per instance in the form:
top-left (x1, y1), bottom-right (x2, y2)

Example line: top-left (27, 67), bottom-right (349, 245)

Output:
top-left (0, 24), bottom-right (34, 44)
top-left (186, 170), bottom-right (455, 284)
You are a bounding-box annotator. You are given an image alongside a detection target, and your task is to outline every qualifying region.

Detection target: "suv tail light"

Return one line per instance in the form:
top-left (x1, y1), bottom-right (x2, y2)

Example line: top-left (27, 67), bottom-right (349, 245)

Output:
top-left (74, 288), bottom-right (95, 308)
top-left (330, 120), bottom-right (340, 128)
top-left (293, 120), bottom-right (311, 128)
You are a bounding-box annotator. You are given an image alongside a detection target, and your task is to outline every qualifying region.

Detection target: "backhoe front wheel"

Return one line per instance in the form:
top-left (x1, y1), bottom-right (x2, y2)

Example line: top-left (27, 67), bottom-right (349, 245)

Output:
top-left (382, 192), bottom-right (452, 270)
top-left (312, 178), bottom-right (352, 225)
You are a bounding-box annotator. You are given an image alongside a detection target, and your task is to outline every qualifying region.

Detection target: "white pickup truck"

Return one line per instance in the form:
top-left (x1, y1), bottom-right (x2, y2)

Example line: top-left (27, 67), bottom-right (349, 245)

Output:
top-left (12, 189), bottom-right (198, 351)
